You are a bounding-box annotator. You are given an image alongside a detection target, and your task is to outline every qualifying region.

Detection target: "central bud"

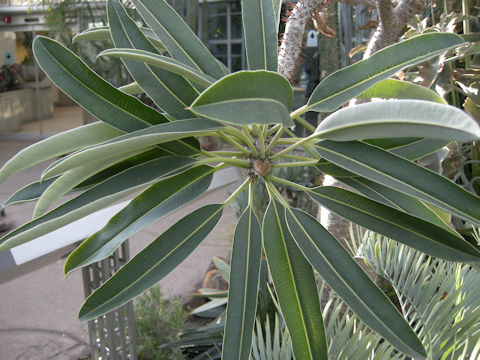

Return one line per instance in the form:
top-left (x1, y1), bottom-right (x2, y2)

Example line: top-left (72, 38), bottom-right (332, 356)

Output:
top-left (253, 159), bottom-right (271, 176)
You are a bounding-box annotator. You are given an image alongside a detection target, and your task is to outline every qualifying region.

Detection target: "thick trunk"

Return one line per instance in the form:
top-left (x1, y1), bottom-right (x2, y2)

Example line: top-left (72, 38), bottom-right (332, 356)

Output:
top-left (364, 0), bottom-right (423, 58)
top-left (278, 0), bottom-right (322, 82)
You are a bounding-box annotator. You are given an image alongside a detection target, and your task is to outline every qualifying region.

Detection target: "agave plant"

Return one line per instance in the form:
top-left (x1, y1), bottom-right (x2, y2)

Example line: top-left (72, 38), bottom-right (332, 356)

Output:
top-left (1, 0), bottom-right (480, 358)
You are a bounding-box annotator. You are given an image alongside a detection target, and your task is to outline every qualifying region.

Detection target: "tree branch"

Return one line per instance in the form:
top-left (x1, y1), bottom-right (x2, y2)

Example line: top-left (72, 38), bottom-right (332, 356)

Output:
top-left (278, 0), bottom-right (323, 83)
top-left (364, 0), bottom-right (423, 58)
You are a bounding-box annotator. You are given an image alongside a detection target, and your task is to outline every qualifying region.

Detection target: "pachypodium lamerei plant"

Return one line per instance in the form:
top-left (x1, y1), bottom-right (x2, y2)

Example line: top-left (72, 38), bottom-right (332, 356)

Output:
top-left (1, 0), bottom-right (480, 359)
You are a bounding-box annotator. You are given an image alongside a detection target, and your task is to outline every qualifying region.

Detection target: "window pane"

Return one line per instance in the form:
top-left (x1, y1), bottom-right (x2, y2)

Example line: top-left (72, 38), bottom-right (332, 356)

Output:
top-left (232, 43), bottom-right (242, 55)
top-left (231, 1), bottom-right (241, 13)
top-left (208, 16), bottom-right (227, 39)
top-left (231, 56), bottom-right (242, 72)
top-left (216, 56), bottom-right (228, 67)
top-left (231, 14), bottom-right (242, 39)
top-left (208, 3), bottom-right (227, 15)
top-left (209, 43), bottom-right (228, 56)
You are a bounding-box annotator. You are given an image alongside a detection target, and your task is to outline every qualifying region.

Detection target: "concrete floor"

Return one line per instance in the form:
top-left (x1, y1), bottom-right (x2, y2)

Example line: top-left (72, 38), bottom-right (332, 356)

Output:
top-left (19, 106), bottom-right (83, 135)
top-left (0, 108), bottom-right (242, 359)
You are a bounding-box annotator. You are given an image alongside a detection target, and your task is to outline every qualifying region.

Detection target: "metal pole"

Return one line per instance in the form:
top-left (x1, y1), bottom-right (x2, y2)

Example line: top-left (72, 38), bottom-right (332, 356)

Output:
top-left (32, 26), bottom-right (43, 137)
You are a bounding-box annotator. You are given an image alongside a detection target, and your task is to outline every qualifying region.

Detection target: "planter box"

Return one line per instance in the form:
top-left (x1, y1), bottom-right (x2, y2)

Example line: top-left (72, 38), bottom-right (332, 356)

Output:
top-left (0, 85), bottom-right (53, 133)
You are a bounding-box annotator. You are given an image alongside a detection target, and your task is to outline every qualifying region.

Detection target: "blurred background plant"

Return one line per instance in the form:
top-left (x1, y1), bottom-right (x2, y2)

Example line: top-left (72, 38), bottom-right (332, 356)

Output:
top-left (0, 63), bottom-right (23, 93)
top-left (134, 286), bottom-right (188, 360)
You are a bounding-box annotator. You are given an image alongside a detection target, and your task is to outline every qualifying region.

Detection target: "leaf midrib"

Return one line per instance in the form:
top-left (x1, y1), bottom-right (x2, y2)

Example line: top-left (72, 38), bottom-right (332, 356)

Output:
top-left (112, 4), bottom-right (196, 107)
top-left (37, 41), bottom-right (152, 129)
top-left (271, 201), bottom-right (314, 359)
top-left (72, 162), bottom-right (204, 268)
top-left (287, 208), bottom-right (418, 352)
top-left (316, 144), bottom-right (475, 222)
top-left (81, 205), bottom-right (223, 318)
top-left (309, 188), bottom-right (472, 255)
top-left (315, 119), bottom-right (473, 139)
top-left (132, 0), bottom-right (202, 73)
top-left (308, 48), bottom-right (452, 111)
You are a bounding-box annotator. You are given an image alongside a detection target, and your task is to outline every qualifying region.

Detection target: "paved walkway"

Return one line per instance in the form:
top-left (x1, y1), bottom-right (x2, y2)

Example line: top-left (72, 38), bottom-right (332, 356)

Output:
top-left (0, 135), bottom-right (241, 359)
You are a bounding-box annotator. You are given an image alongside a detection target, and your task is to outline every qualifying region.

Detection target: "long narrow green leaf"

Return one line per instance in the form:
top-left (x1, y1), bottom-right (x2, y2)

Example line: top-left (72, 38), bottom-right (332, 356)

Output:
top-left (242, 0), bottom-right (278, 71)
top-left (357, 79), bottom-right (447, 103)
top-left (338, 175), bottom-right (458, 236)
top-left (307, 186), bottom-right (480, 262)
top-left (191, 71), bottom-right (293, 127)
top-left (130, 0), bottom-right (228, 79)
top-left (314, 100), bottom-right (480, 142)
top-left (223, 205), bottom-right (262, 360)
top-left (306, 33), bottom-right (465, 112)
top-left (64, 165), bottom-right (214, 274)
top-left (79, 204), bottom-right (223, 321)
top-left (33, 148), bottom-right (155, 217)
top-left (315, 140), bottom-right (480, 226)
top-left (317, 137), bottom-right (450, 180)
top-left (263, 200), bottom-right (327, 360)
top-left (0, 122), bottom-right (122, 184)
top-left (0, 156), bottom-right (195, 251)
top-left (108, 0), bottom-right (197, 119)
top-left (41, 119), bottom-right (222, 177)
top-left (285, 208), bottom-right (427, 359)
top-left (361, 137), bottom-right (450, 160)
top-left (72, 25), bottom-right (166, 50)
top-left (99, 48), bottom-right (215, 87)
top-left (32, 36), bottom-right (168, 132)
top-left (4, 148), bottom-right (169, 206)
top-left (5, 177), bottom-right (58, 206)
top-left (387, 138), bottom-right (451, 160)
top-left (118, 81), bottom-right (143, 95)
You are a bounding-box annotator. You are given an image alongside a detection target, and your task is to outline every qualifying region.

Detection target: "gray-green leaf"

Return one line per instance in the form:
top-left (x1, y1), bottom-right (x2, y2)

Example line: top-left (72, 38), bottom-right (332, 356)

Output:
top-left (286, 207), bottom-right (427, 359)
top-left (308, 186), bottom-right (480, 262)
top-left (306, 33), bottom-right (465, 112)
top-left (242, 0), bottom-right (278, 71)
top-left (263, 200), bottom-right (327, 360)
top-left (131, 0), bottom-right (228, 79)
top-left (223, 205), bottom-right (262, 360)
top-left (314, 100), bottom-right (480, 142)
top-left (191, 71), bottom-right (294, 127)
top-left (0, 156), bottom-right (195, 251)
top-left (64, 165), bottom-right (214, 274)
top-left (315, 140), bottom-right (480, 227)
top-left (33, 36), bottom-right (168, 132)
top-left (79, 204), bottom-right (223, 320)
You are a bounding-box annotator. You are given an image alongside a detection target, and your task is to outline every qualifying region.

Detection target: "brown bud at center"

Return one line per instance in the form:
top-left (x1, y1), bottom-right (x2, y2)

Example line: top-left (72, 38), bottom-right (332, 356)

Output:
top-left (253, 159), bottom-right (271, 176)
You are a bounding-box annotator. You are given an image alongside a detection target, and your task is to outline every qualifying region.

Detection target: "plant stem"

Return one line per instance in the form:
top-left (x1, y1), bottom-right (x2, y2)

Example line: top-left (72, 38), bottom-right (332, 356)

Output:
top-left (303, 145), bottom-right (320, 159)
top-left (262, 125), bottom-right (269, 139)
top-left (272, 160), bottom-right (319, 168)
top-left (275, 153), bottom-right (318, 161)
top-left (270, 133), bottom-right (318, 160)
top-left (462, 0), bottom-right (471, 69)
top-left (293, 115), bottom-right (316, 133)
top-left (197, 157), bottom-right (251, 168)
top-left (253, 124), bottom-right (266, 159)
top-left (276, 138), bottom-right (301, 144)
top-left (265, 180), bottom-right (290, 208)
top-left (283, 127), bottom-right (298, 139)
top-left (269, 175), bottom-right (310, 192)
top-left (267, 124), bottom-right (282, 136)
top-left (265, 128), bottom-right (285, 154)
top-left (222, 177), bottom-right (251, 208)
top-left (218, 132), bottom-right (250, 155)
top-left (290, 105), bottom-right (308, 119)
top-left (223, 127), bottom-right (252, 145)
top-left (206, 150), bottom-right (246, 157)
top-left (241, 126), bottom-right (259, 157)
